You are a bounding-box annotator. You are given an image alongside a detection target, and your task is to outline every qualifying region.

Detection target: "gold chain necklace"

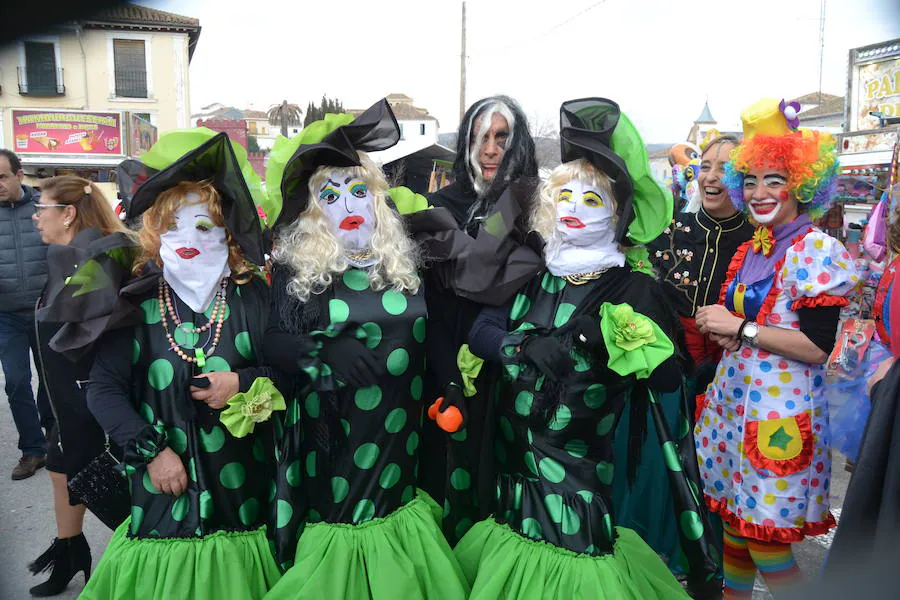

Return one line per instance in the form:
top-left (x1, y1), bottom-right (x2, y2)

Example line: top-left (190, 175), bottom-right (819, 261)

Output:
top-left (562, 268), bottom-right (609, 285)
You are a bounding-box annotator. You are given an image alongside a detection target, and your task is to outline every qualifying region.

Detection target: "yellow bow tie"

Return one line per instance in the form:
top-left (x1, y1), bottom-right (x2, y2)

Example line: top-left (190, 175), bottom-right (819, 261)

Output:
top-left (751, 226), bottom-right (775, 257)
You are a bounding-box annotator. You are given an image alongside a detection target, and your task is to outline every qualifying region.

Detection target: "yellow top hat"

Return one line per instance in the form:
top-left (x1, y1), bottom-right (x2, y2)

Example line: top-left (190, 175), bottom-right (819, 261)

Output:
top-left (741, 98), bottom-right (792, 139)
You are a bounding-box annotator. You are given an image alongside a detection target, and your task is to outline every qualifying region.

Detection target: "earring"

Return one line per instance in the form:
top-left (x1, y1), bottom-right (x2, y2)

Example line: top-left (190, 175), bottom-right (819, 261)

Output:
top-left (64, 221), bottom-right (71, 228)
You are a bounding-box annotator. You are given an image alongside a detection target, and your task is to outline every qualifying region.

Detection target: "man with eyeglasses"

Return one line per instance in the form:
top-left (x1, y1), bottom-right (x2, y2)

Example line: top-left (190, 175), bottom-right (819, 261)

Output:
top-left (0, 148), bottom-right (52, 480)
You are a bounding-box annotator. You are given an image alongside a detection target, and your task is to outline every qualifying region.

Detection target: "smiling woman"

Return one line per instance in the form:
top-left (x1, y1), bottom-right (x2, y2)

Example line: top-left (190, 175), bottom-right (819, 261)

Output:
top-left (693, 97), bottom-right (859, 598)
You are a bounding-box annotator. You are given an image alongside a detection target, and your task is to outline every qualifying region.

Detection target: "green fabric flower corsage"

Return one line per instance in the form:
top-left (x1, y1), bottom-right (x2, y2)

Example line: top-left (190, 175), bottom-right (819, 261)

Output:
top-left (220, 377), bottom-right (286, 438)
top-left (599, 302), bottom-right (674, 379)
top-left (456, 344), bottom-right (485, 398)
top-left (624, 246), bottom-right (654, 276)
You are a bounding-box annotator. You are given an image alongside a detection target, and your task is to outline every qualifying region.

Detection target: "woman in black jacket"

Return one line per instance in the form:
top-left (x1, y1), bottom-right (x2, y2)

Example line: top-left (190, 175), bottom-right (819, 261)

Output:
top-left (28, 175), bottom-right (137, 597)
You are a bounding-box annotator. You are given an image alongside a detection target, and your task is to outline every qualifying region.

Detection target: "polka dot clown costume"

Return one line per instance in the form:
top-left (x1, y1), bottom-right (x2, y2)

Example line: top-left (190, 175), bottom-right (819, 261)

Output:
top-left (262, 99), bottom-right (468, 600)
top-left (693, 98), bottom-right (860, 598)
top-left (82, 129), bottom-right (282, 599)
top-left (455, 98), bottom-right (709, 599)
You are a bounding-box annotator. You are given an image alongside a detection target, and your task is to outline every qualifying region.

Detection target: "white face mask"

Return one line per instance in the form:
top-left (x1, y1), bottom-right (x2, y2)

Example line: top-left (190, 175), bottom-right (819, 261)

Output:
top-left (317, 172), bottom-right (376, 254)
top-left (159, 194), bottom-right (230, 312)
top-left (545, 178), bottom-right (625, 276)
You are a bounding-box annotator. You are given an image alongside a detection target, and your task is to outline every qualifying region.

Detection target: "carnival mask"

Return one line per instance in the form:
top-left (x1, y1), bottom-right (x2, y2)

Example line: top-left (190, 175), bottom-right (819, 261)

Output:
top-left (555, 179), bottom-right (616, 247)
top-left (318, 172), bottom-right (376, 252)
top-left (159, 193), bottom-right (230, 312)
top-left (744, 168), bottom-right (791, 226)
top-left (545, 177), bottom-right (624, 277)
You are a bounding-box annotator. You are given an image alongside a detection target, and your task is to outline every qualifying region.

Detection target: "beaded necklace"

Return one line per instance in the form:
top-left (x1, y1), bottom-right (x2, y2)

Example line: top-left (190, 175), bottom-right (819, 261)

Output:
top-left (158, 277), bottom-right (228, 366)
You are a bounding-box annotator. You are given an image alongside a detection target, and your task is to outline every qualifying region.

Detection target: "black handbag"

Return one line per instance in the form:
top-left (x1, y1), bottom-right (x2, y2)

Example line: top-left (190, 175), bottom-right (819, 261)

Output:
top-left (68, 438), bottom-right (131, 530)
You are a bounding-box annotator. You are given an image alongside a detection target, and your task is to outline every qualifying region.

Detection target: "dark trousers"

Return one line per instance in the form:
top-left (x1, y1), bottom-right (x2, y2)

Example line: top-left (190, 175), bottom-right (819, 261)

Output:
top-left (0, 311), bottom-right (53, 456)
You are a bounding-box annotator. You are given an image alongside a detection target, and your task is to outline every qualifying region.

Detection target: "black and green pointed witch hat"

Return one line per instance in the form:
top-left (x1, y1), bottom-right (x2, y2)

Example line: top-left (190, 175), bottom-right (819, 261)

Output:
top-left (267, 98), bottom-right (400, 229)
top-left (117, 127), bottom-right (267, 265)
top-left (559, 98), bottom-right (672, 245)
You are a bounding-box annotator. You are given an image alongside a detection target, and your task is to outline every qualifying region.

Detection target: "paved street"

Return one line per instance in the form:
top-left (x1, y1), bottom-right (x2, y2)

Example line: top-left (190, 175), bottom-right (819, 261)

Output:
top-left (0, 364), bottom-right (849, 599)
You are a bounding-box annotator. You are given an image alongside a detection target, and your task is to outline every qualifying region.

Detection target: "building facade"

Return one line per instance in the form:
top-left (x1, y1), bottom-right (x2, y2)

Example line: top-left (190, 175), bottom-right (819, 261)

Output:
top-left (0, 3), bottom-right (199, 187)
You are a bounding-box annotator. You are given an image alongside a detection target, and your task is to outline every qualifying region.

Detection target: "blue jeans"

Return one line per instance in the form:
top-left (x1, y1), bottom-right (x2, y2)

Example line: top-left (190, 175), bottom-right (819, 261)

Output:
top-left (0, 311), bottom-right (53, 456)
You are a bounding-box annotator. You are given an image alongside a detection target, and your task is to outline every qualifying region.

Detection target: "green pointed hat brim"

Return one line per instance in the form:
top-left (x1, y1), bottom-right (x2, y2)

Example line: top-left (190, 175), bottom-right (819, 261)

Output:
top-left (138, 127), bottom-right (267, 221)
top-left (387, 186), bottom-right (429, 215)
top-left (129, 128), bottom-right (267, 265)
top-left (265, 113), bottom-right (355, 226)
top-left (609, 113), bottom-right (673, 245)
top-left (267, 99), bottom-right (401, 229)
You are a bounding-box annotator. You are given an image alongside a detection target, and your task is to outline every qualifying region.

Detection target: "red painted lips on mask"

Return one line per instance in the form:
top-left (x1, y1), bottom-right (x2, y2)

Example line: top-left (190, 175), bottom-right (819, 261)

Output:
top-left (340, 216), bottom-right (365, 230)
top-left (175, 247), bottom-right (200, 259)
top-left (559, 216), bottom-right (585, 229)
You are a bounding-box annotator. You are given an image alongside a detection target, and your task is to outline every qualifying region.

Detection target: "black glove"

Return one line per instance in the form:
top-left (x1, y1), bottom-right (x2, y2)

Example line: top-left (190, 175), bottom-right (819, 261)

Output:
top-left (568, 315), bottom-right (605, 356)
top-left (522, 335), bottom-right (571, 381)
top-left (318, 335), bottom-right (380, 388)
top-left (436, 383), bottom-right (468, 429)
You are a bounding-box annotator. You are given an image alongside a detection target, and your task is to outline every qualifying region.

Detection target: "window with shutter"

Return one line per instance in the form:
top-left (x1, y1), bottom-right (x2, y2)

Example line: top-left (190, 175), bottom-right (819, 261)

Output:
top-left (113, 39), bottom-right (148, 98)
top-left (24, 42), bottom-right (58, 95)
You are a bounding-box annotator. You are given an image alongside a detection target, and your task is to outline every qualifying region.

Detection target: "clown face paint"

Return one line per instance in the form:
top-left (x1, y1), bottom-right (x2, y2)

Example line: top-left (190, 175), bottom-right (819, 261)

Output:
top-left (159, 193), bottom-right (230, 312)
top-left (318, 173), bottom-right (376, 252)
top-left (555, 179), bottom-right (616, 245)
top-left (743, 168), bottom-right (797, 227)
top-left (545, 178), bottom-right (624, 276)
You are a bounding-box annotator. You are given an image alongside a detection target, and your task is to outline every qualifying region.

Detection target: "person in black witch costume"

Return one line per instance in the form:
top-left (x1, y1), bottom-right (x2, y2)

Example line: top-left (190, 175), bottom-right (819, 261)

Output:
top-left (421, 95), bottom-right (545, 544)
top-left (27, 175), bottom-right (137, 597)
top-left (262, 99), bottom-right (468, 599)
top-left (82, 129), bottom-right (282, 600)
top-left (456, 98), bottom-right (717, 599)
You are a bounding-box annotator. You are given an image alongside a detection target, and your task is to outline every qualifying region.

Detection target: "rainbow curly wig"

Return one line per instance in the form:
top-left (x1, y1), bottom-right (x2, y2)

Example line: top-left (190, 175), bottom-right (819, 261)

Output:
top-left (723, 129), bottom-right (840, 220)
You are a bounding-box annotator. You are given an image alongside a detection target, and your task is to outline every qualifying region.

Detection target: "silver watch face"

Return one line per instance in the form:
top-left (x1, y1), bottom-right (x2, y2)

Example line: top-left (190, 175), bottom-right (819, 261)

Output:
top-left (743, 322), bottom-right (760, 341)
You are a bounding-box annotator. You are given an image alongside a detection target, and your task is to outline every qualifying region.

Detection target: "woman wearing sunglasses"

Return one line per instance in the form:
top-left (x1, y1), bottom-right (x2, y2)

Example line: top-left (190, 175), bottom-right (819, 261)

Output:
top-left (28, 175), bottom-right (137, 597)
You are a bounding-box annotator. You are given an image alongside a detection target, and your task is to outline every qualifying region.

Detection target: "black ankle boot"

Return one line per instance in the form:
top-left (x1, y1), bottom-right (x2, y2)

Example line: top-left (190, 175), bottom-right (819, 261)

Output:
top-left (28, 533), bottom-right (92, 597)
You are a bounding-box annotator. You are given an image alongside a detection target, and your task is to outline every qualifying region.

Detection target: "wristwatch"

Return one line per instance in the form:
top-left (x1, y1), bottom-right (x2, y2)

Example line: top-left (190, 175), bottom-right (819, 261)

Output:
top-left (740, 321), bottom-right (761, 346)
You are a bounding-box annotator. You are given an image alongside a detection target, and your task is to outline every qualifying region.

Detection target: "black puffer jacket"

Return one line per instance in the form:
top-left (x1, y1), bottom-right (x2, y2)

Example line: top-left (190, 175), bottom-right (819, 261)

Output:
top-left (0, 184), bottom-right (47, 312)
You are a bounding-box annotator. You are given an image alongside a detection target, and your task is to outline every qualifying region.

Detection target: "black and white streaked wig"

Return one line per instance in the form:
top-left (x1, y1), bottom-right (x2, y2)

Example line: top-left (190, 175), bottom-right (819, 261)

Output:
top-left (453, 95), bottom-right (538, 201)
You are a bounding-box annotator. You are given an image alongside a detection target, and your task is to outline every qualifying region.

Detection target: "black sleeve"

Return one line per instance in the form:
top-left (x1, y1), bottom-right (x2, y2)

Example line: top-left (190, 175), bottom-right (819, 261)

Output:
top-left (423, 270), bottom-right (476, 391)
top-left (468, 303), bottom-right (511, 362)
top-left (236, 277), bottom-right (283, 392)
top-left (263, 271), bottom-right (318, 377)
top-left (87, 327), bottom-right (151, 448)
top-left (797, 306), bottom-right (842, 354)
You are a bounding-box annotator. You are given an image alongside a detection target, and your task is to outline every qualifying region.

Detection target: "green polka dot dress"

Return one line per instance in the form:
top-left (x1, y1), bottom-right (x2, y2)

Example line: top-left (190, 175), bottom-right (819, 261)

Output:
top-left (125, 278), bottom-right (276, 539)
top-left (296, 269), bottom-right (427, 524)
top-left (267, 268), bottom-right (469, 599)
top-left (470, 268), bottom-right (695, 554)
top-left (453, 268), bottom-right (692, 598)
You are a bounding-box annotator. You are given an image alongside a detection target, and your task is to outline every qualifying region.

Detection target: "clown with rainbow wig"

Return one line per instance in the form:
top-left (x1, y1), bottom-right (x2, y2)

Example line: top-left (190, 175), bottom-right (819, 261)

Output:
top-left (693, 98), bottom-right (860, 598)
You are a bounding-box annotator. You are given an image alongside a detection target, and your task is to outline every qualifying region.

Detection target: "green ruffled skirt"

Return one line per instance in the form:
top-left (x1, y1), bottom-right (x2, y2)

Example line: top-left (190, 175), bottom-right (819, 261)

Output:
top-left (79, 520), bottom-right (281, 600)
top-left (265, 490), bottom-right (469, 599)
top-left (455, 519), bottom-right (690, 599)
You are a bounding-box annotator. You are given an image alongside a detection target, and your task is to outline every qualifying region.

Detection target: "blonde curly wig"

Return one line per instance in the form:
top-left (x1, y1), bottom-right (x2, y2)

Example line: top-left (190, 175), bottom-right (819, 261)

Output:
top-left (273, 153), bottom-right (420, 302)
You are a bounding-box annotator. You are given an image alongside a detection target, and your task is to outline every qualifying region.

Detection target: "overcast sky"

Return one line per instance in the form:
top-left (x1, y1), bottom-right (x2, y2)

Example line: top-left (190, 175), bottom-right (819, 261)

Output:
top-left (141, 0), bottom-right (900, 143)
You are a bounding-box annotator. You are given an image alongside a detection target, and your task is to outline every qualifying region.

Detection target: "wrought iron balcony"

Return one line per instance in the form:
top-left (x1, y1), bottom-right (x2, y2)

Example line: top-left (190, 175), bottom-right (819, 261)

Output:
top-left (17, 66), bottom-right (65, 96)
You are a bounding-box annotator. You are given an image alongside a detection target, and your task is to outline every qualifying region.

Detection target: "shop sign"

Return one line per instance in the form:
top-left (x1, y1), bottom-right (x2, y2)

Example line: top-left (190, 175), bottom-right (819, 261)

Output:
top-left (852, 57), bottom-right (900, 131)
top-left (128, 113), bottom-right (157, 157)
top-left (12, 109), bottom-right (124, 155)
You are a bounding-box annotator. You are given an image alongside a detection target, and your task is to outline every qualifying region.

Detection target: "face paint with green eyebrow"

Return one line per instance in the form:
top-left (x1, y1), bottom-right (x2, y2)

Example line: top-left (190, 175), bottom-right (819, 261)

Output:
top-left (158, 200), bottom-right (230, 312)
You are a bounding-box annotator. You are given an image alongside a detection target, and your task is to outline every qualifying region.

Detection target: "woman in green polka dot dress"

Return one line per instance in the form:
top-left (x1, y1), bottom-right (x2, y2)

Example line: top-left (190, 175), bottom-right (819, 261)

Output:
top-left (262, 101), bottom-right (468, 599)
top-left (83, 131), bottom-right (282, 599)
top-left (456, 99), bottom-right (694, 599)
